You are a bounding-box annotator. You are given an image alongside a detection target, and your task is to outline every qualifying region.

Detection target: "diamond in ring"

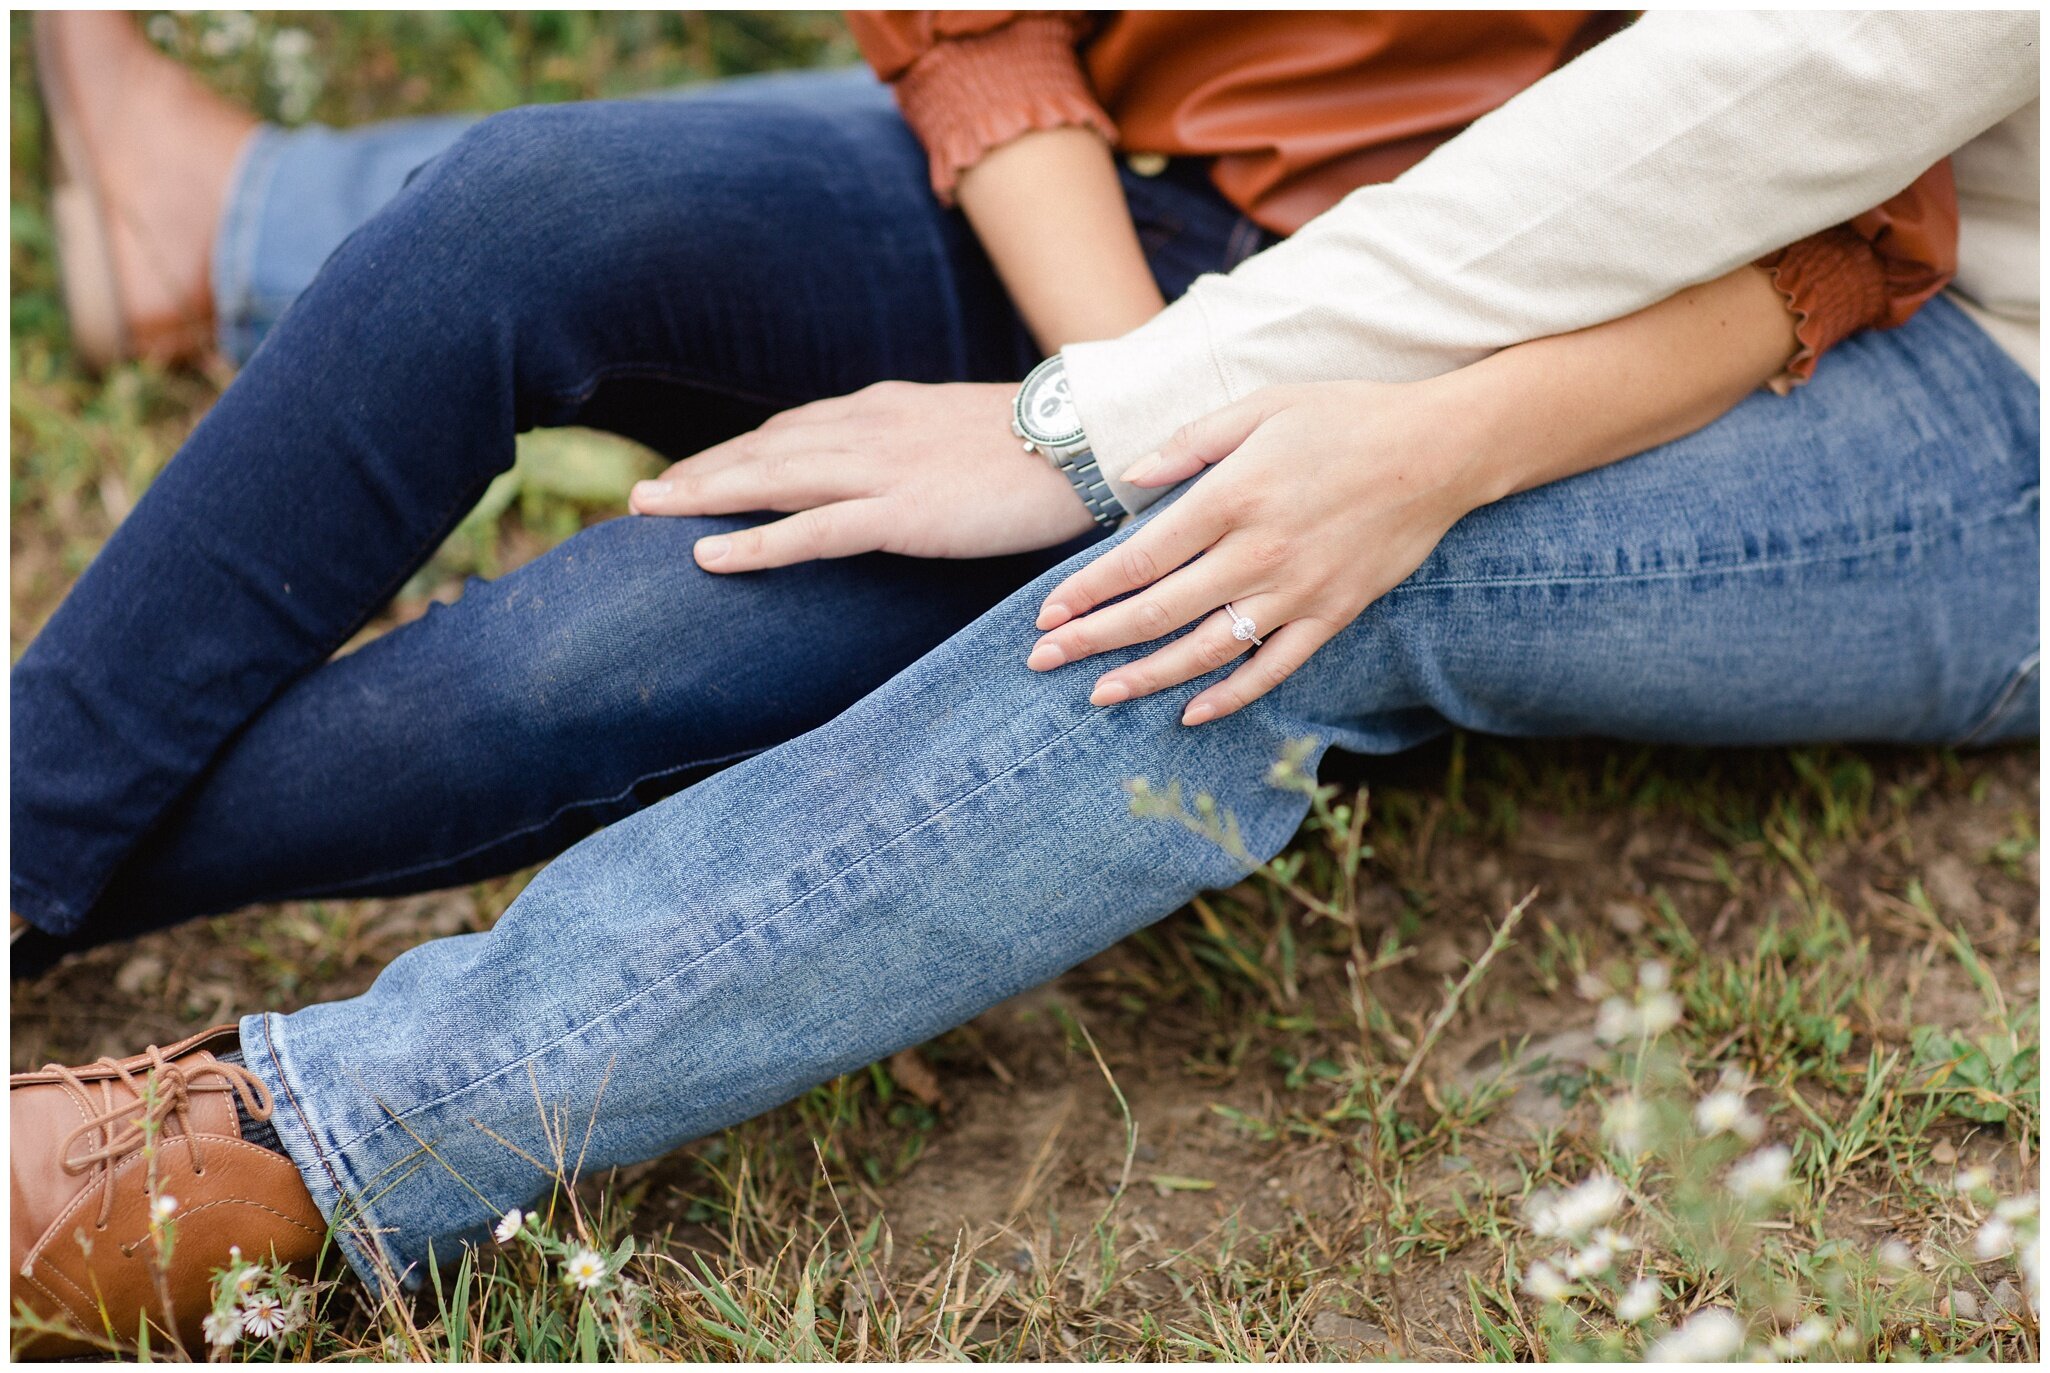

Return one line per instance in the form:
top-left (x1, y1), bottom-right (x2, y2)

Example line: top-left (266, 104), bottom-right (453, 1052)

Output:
top-left (1224, 602), bottom-right (1261, 645)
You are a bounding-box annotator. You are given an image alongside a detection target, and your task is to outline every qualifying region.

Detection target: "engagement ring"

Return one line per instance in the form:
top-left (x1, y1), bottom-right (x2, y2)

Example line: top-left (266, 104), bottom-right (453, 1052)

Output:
top-left (1223, 602), bottom-right (1262, 646)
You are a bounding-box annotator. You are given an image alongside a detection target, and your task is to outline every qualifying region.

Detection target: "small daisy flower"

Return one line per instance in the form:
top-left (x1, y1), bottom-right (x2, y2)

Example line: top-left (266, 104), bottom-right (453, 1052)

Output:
top-left (241, 1294), bottom-right (288, 1339)
top-left (494, 1207), bottom-right (525, 1243)
top-left (563, 1248), bottom-right (608, 1291)
top-left (203, 1309), bottom-right (241, 1349)
top-left (1522, 1260), bottom-right (1572, 1304)
top-left (1974, 1217), bottom-right (2016, 1261)
top-left (1565, 1242), bottom-right (1615, 1279)
top-left (1604, 1095), bottom-right (1650, 1156)
top-left (1593, 1226), bottom-right (1635, 1254)
top-left (1637, 960), bottom-right (1671, 992)
top-left (151, 1195), bottom-right (178, 1221)
top-left (1594, 997), bottom-right (1636, 1044)
top-left (1994, 1193), bottom-right (2038, 1223)
top-left (1646, 1308), bottom-right (1746, 1362)
top-left (1876, 1239), bottom-right (1914, 1271)
top-left (1616, 1276), bottom-right (1660, 1323)
top-left (1693, 1088), bottom-right (1763, 1141)
top-left (1727, 1145), bottom-right (1793, 1204)
top-left (1636, 990), bottom-right (1682, 1036)
top-left (1784, 1315), bottom-right (1831, 1356)
top-left (1528, 1173), bottom-right (1625, 1240)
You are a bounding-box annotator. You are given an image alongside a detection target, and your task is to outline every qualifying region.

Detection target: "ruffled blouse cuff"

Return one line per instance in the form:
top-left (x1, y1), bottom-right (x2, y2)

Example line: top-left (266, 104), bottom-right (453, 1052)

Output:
top-left (1754, 227), bottom-right (1889, 393)
top-left (888, 13), bottom-right (1117, 204)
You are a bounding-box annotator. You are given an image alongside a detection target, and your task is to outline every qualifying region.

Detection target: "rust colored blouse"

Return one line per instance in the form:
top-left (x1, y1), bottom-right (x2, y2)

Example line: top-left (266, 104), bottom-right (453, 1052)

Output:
top-left (847, 10), bottom-right (1958, 381)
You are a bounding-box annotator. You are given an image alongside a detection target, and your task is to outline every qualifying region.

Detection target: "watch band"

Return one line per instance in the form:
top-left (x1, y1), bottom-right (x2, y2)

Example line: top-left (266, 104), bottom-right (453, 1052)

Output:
top-left (1052, 447), bottom-right (1124, 528)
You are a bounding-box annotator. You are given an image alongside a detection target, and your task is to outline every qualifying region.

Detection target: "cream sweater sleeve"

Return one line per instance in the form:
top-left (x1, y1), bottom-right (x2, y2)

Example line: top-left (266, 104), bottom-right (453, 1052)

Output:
top-left (1064, 9), bottom-right (2041, 517)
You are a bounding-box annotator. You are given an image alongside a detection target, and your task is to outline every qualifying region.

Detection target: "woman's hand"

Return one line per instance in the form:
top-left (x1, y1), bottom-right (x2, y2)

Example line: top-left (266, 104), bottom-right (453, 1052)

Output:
top-left (1029, 377), bottom-right (1506, 725)
top-left (629, 381), bottom-right (1097, 568)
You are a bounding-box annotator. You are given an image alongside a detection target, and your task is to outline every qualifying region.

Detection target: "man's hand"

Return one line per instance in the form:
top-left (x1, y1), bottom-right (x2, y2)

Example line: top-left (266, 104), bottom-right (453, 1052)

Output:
top-left (629, 381), bottom-right (1097, 569)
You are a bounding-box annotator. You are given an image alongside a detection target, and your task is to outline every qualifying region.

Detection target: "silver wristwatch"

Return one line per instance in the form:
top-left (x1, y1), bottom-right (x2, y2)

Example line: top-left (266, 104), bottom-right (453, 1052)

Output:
top-left (1012, 354), bottom-right (1125, 529)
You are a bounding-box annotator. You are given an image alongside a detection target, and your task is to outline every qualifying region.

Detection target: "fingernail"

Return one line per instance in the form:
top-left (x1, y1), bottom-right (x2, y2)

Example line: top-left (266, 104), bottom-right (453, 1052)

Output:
top-left (1037, 601), bottom-right (1073, 631)
top-left (1092, 680), bottom-right (1130, 706)
top-left (632, 480), bottom-right (671, 507)
top-left (1182, 702), bottom-right (1215, 726)
top-left (695, 536), bottom-right (728, 564)
top-left (1027, 642), bottom-right (1066, 671)
top-left (1123, 452), bottom-right (1164, 484)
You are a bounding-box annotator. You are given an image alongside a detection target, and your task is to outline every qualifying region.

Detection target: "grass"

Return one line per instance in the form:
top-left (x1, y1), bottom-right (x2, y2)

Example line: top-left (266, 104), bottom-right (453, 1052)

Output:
top-left (10, 10), bottom-right (2041, 1362)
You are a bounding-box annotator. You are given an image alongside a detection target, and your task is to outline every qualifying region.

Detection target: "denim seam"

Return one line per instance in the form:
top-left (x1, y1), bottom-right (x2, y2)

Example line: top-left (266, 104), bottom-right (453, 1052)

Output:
top-left (257, 1013), bottom-right (357, 1246)
top-left (256, 743), bottom-right (772, 903)
top-left (1389, 507), bottom-right (2027, 596)
top-left (316, 699), bottom-right (1106, 1160)
top-left (1953, 648), bottom-right (2040, 748)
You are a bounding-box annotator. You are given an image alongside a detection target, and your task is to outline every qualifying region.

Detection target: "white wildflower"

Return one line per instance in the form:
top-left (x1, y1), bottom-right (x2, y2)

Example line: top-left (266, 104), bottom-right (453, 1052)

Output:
top-left (1522, 1259), bottom-right (1572, 1304)
top-left (1727, 1145), bottom-right (1793, 1204)
top-left (1975, 1217), bottom-right (2016, 1261)
top-left (1605, 1095), bottom-right (1650, 1156)
top-left (1994, 1193), bottom-right (2038, 1222)
top-left (1646, 1308), bottom-right (1746, 1362)
top-left (1636, 990), bottom-right (1682, 1036)
top-left (562, 1248), bottom-right (608, 1291)
top-left (1617, 1276), bottom-right (1661, 1322)
top-left (1694, 1088), bottom-right (1763, 1141)
top-left (1784, 1316), bottom-right (1831, 1356)
top-left (1593, 1226), bottom-right (1635, 1254)
top-left (1528, 1173), bottom-right (1625, 1240)
top-left (1575, 972), bottom-right (1610, 1002)
top-left (494, 1207), bottom-right (525, 1243)
top-left (1637, 960), bottom-right (1671, 992)
top-left (2021, 1237), bottom-right (2039, 1308)
top-left (1877, 1239), bottom-right (1914, 1272)
top-left (240, 1294), bottom-right (287, 1339)
top-left (203, 1309), bottom-right (241, 1349)
top-left (151, 1195), bottom-right (178, 1221)
top-left (1565, 1242), bottom-right (1615, 1279)
top-left (1954, 1165), bottom-right (1993, 1195)
top-left (1594, 997), bottom-right (1636, 1044)
top-left (199, 10), bottom-right (255, 58)
top-left (269, 26), bottom-right (314, 60)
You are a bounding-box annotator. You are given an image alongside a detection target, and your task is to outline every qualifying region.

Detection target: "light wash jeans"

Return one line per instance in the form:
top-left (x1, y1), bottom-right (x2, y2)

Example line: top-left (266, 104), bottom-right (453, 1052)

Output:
top-left (236, 289), bottom-right (2038, 1284)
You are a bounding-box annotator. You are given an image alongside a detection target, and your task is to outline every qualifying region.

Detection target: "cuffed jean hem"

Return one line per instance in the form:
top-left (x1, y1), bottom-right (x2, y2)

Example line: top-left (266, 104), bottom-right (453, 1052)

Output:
top-left (240, 1010), bottom-right (396, 1289)
top-left (212, 125), bottom-right (290, 366)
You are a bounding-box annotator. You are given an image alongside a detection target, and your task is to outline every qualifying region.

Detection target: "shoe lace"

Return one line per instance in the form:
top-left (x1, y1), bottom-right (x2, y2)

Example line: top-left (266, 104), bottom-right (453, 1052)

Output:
top-left (48, 1046), bottom-right (274, 1231)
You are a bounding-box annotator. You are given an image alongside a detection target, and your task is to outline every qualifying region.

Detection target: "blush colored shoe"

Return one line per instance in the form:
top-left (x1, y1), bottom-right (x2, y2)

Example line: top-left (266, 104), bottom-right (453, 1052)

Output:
top-left (10, 1025), bottom-right (324, 1358)
top-left (32, 11), bottom-right (257, 371)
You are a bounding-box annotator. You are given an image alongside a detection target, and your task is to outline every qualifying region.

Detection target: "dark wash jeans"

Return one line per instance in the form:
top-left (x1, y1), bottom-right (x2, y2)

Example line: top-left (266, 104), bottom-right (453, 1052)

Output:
top-left (11, 71), bottom-right (1273, 961)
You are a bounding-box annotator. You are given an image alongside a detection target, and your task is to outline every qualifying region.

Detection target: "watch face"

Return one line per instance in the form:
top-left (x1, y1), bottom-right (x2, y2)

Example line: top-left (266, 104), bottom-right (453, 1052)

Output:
top-left (1017, 362), bottom-right (1086, 447)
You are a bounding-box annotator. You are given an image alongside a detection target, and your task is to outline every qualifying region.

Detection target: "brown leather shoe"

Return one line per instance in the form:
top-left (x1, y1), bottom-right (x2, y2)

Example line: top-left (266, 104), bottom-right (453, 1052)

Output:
top-left (32, 12), bottom-right (257, 371)
top-left (10, 1025), bottom-right (325, 1358)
